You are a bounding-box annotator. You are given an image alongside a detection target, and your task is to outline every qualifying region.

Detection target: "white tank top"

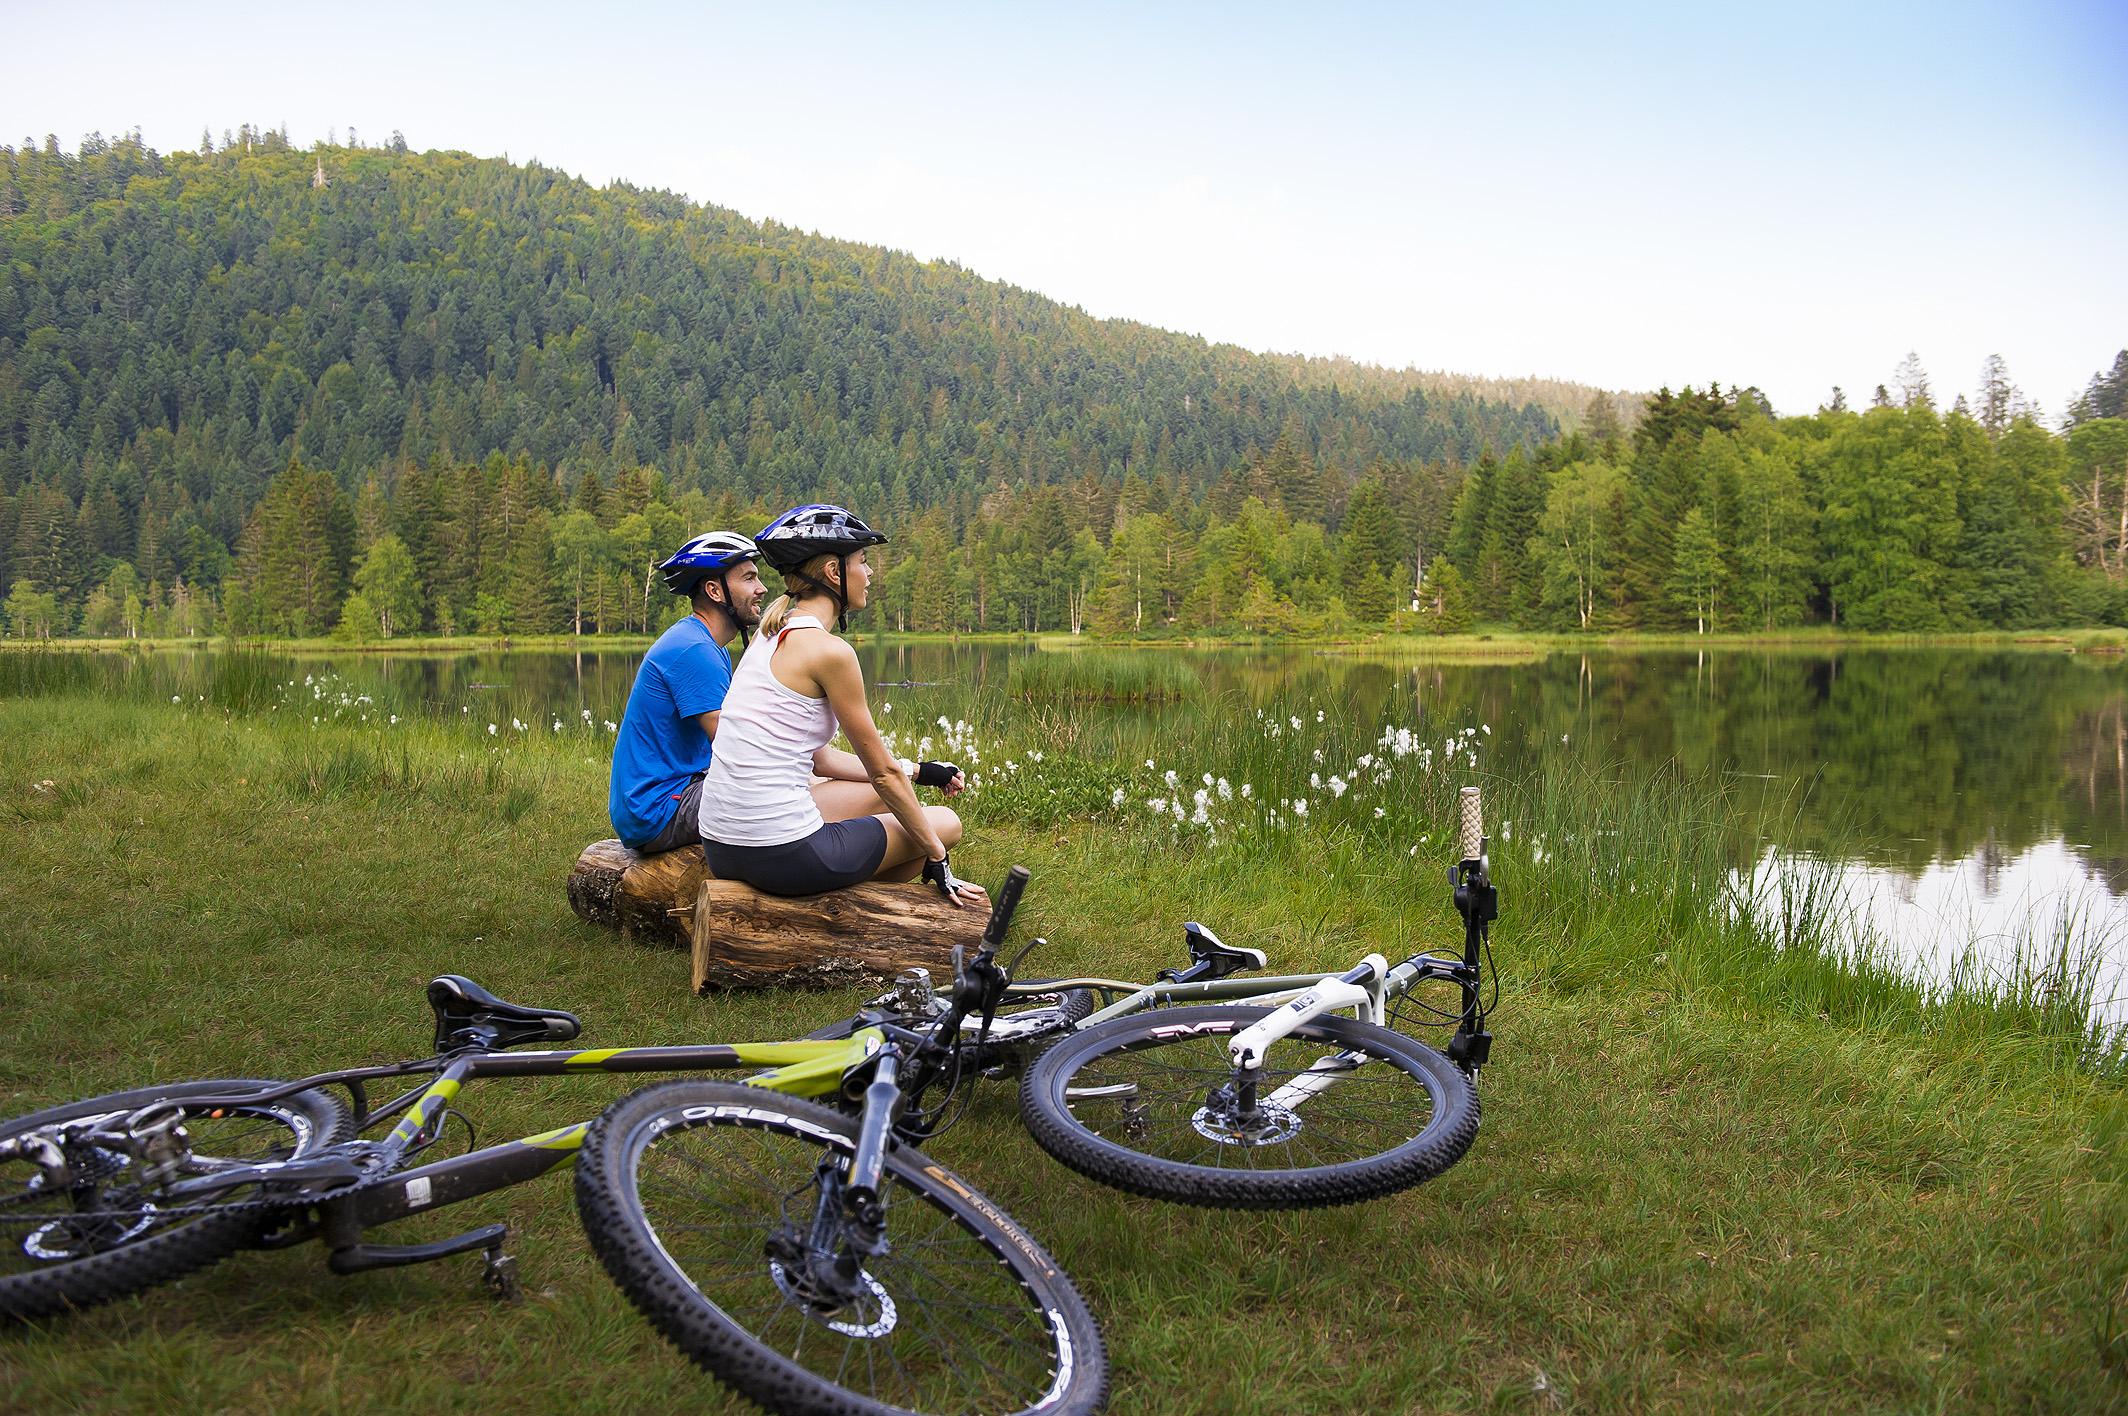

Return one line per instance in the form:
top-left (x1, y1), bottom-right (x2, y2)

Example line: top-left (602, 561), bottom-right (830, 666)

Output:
top-left (700, 615), bottom-right (837, 846)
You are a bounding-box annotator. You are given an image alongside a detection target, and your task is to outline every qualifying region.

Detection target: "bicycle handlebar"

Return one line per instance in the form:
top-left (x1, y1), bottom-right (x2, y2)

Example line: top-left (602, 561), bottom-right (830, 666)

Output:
top-left (1457, 786), bottom-right (1484, 862)
top-left (982, 865), bottom-right (1030, 951)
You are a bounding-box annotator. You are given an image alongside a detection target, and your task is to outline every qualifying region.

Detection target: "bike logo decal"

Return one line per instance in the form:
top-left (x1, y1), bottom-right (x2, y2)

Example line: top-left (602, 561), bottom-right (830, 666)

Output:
top-left (405, 1176), bottom-right (433, 1209)
top-left (677, 1104), bottom-right (843, 1144)
top-left (1144, 1020), bottom-right (1239, 1040)
top-left (921, 1165), bottom-right (1050, 1270)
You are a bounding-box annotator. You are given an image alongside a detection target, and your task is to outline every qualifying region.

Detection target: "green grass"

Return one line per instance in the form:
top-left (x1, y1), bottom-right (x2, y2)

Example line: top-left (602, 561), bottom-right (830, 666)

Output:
top-left (1006, 649), bottom-right (1200, 703)
top-left (0, 694), bottom-right (2122, 1412)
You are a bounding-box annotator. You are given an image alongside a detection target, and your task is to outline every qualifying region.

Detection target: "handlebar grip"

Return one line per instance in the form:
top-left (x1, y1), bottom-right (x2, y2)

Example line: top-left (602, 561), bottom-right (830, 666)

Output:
top-left (1457, 786), bottom-right (1484, 862)
top-left (982, 865), bottom-right (1031, 949)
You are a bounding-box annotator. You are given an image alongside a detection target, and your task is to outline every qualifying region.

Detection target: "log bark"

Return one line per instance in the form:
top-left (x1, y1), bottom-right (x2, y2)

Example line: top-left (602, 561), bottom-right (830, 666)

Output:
top-left (692, 879), bottom-right (977, 992)
top-left (566, 839), bottom-right (711, 947)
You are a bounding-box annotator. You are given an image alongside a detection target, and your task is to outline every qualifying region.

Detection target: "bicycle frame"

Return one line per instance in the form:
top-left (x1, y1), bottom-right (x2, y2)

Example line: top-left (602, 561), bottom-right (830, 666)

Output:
top-left (151, 1030), bottom-right (890, 1280)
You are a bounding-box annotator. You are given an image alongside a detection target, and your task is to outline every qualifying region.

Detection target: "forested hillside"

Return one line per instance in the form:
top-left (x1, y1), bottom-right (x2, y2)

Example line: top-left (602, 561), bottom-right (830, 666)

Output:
top-left (1, 130), bottom-right (2123, 641)
top-left (0, 130), bottom-right (1570, 637)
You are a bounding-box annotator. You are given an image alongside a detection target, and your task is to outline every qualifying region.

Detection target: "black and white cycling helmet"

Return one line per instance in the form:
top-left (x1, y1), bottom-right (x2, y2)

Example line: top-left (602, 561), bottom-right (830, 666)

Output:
top-left (658, 531), bottom-right (760, 596)
top-left (754, 504), bottom-right (888, 574)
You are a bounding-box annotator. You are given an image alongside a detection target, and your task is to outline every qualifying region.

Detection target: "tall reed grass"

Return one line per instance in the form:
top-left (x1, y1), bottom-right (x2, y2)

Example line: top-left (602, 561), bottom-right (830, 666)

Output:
top-left (1007, 650), bottom-right (1198, 702)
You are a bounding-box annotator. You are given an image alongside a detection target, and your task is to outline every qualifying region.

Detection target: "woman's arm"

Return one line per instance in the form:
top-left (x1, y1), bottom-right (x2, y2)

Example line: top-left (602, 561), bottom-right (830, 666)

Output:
top-left (811, 743), bottom-right (887, 782)
top-left (811, 643), bottom-right (946, 858)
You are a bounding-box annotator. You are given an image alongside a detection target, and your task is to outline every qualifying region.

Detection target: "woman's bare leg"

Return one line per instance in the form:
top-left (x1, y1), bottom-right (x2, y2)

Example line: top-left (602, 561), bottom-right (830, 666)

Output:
top-left (873, 807), bottom-right (970, 887)
top-left (814, 779), bottom-right (888, 823)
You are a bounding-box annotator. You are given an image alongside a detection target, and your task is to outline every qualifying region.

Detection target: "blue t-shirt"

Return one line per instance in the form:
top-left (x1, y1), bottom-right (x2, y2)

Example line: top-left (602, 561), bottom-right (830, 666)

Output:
top-left (608, 615), bottom-right (734, 846)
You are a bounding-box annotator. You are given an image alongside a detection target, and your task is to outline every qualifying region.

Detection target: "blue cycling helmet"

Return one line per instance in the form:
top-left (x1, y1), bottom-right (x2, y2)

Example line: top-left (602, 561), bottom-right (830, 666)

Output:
top-left (658, 530), bottom-right (759, 596)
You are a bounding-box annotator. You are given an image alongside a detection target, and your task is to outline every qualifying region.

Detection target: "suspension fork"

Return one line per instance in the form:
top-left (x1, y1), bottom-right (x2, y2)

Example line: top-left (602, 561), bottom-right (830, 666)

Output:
top-left (840, 1044), bottom-right (903, 1255)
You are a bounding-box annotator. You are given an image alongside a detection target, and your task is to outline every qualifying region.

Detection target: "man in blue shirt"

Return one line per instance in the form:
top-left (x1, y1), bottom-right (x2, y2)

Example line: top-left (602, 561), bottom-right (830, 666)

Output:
top-left (607, 531), bottom-right (767, 853)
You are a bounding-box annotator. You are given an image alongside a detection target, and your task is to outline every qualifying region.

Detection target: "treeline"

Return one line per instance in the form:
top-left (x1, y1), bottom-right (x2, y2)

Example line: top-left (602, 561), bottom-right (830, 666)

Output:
top-left (1436, 371), bottom-right (2128, 634)
top-left (0, 130), bottom-right (1560, 636)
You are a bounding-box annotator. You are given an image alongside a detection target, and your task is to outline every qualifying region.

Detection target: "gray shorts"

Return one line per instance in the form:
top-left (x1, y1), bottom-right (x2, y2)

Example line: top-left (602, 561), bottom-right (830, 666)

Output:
top-left (636, 773), bottom-right (707, 855)
top-left (703, 817), bottom-right (890, 896)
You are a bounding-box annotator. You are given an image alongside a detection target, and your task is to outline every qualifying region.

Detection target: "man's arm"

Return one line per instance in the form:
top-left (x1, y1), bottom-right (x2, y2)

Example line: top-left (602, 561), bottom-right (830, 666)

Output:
top-left (694, 710), bottom-right (719, 738)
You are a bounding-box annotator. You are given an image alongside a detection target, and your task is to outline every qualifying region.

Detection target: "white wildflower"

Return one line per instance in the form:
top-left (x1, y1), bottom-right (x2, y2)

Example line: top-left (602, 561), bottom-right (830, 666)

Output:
top-left (1374, 806), bottom-right (1387, 819)
top-left (1111, 787), bottom-right (1127, 807)
top-left (604, 720), bottom-right (618, 732)
top-left (487, 723), bottom-right (498, 735)
top-left (1216, 777), bottom-right (1232, 800)
top-left (1329, 776), bottom-right (1348, 798)
top-left (1310, 772), bottom-right (1322, 790)
top-left (512, 718), bottom-right (525, 731)
top-left (172, 695), bottom-right (181, 703)
top-left (1289, 715), bottom-right (1302, 730)
top-left (1147, 797), bottom-right (1167, 815)
top-left (882, 702), bottom-right (892, 714)
top-left (1163, 769), bottom-right (1178, 789)
top-left (1294, 798), bottom-right (1309, 818)
top-left (1315, 709), bottom-right (1324, 723)
top-left (1240, 783), bottom-right (1253, 800)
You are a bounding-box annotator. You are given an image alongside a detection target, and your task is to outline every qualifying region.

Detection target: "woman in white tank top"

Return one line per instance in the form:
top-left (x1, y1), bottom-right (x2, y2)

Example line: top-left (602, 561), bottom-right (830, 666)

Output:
top-left (699, 505), bottom-right (986, 905)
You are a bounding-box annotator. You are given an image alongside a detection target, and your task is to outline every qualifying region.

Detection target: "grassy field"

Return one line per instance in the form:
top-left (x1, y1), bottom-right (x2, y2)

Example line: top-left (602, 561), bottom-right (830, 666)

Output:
top-left (0, 680), bottom-right (2122, 1413)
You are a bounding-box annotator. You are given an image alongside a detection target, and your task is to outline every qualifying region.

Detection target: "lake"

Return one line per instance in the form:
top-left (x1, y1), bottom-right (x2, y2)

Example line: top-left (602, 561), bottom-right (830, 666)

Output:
top-left (18, 639), bottom-right (2128, 1029)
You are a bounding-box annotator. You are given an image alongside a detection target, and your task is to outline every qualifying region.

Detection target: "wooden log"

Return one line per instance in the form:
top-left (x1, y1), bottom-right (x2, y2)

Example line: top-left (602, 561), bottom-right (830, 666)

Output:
top-left (566, 838), bottom-right (711, 948)
top-left (692, 879), bottom-right (979, 991)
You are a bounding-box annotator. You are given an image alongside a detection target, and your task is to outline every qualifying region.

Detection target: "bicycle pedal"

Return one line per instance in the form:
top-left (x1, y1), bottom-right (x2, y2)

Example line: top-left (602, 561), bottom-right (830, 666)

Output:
top-left (482, 1249), bottom-right (523, 1304)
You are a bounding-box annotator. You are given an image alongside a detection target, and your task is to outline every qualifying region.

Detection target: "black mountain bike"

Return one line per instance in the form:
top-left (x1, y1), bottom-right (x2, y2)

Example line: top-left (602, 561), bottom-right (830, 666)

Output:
top-left (0, 869), bottom-right (1106, 1416)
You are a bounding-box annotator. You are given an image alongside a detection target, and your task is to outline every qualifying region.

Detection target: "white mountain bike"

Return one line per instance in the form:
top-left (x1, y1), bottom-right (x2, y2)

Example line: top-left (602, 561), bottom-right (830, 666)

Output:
top-left (1011, 787), bottom-right (1500, 1209)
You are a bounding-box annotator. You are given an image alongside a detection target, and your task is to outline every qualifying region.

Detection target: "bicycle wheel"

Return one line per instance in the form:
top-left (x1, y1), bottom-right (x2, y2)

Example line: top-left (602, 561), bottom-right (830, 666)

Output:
top-left (1019, 1004), bottom-right (1479, 1210)
top-left (578, 1079), bottom-right (1107, 1416)
top-left (0, 1079), bottom-right (351, 1321)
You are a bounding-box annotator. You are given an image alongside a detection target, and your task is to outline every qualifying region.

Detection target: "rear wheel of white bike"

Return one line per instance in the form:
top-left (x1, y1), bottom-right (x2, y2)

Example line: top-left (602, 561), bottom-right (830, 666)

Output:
top-left (1020, 1004), bottom-right (1479, 1209)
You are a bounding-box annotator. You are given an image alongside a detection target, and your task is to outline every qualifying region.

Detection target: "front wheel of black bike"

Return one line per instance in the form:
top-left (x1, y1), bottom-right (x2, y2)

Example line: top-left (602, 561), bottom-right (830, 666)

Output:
top-left (1020, 1005), bottom-right (1480, 1209)
top-left (0, 1079), bottom-right (352, 1321)
top-left (578, 1080), bottom-right (1107, 1416)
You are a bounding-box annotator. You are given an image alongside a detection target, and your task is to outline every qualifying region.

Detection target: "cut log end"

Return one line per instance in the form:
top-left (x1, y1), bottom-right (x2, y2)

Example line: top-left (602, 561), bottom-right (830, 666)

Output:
top-left (567, 838), bottom-right (711, 948)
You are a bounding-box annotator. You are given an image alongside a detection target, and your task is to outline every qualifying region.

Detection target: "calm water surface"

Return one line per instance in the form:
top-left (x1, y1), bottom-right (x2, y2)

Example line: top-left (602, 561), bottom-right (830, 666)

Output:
top-left (34, 641), bottom-right (2128, 1026)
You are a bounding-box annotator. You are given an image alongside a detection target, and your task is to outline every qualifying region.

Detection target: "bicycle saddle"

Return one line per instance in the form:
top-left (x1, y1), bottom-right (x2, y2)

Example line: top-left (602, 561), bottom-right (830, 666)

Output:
top-left (428, 975), bottom-right (583, 1053)
top-left (1157, 923), bottom-right (1267, 983)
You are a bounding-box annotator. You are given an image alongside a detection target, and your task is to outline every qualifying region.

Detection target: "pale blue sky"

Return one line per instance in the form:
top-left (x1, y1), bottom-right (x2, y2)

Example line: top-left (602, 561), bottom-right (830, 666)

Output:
top-left (7, 0), bottom-right (2124, 416)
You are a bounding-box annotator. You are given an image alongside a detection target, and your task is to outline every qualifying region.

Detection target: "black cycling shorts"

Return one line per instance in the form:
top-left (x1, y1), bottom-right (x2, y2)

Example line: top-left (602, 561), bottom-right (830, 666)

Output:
top-left (703, 817), bottom-right (890, 897)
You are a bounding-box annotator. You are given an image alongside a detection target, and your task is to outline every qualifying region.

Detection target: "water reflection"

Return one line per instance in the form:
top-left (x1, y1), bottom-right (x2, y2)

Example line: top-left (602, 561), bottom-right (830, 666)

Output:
top-left (1737, 842), bottom-right (2128, 1027)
